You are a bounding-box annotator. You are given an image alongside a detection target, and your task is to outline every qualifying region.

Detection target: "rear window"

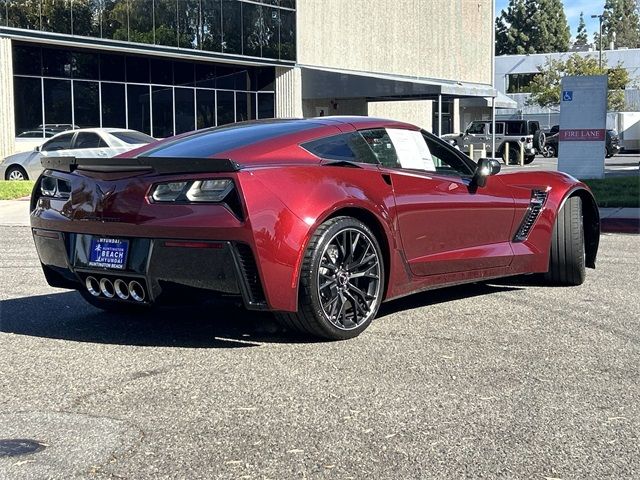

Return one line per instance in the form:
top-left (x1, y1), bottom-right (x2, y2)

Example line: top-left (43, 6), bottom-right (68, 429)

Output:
top-left (111, 131), bottom-right (155, 144)
top-left (144, 121), bottom-right (319, 158)
top-left (302, 132), bottom-right (378, 164)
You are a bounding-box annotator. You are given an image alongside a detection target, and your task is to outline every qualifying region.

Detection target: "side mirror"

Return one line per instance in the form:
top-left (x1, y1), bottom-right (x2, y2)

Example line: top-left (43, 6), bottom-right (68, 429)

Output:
top-left (34, 145), bottom-right (41, 152)
top-left (459, 133), bottom-right (465, 137)
top-left (472, 158), bottom-right (501, 188)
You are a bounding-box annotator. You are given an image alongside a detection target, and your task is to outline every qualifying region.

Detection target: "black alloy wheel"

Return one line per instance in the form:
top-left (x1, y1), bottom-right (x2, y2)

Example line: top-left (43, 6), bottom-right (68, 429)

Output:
top-left (276, 216), bottom-right (384, 340)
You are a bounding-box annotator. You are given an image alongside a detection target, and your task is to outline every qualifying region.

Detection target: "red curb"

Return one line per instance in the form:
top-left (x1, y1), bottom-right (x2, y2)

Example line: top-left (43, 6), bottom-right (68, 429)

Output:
top-left (601, 218), bottom-right (640, 234)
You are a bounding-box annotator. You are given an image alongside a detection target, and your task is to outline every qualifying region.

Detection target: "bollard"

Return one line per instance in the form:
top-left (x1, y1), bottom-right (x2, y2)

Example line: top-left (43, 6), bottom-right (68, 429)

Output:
top-left (520, 142), bottom-right (525, 166)
top-left (481, 143), bottom-right (487, 159)
top-left (504, 142), bottom-right (509, 164)
top-left (469, 144), bottom-right (474, 160)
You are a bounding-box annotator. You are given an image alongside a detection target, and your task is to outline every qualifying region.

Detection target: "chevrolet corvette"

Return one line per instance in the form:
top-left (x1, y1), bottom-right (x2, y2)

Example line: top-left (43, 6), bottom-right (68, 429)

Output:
top-left (30, 116), bottom-right (600, 340)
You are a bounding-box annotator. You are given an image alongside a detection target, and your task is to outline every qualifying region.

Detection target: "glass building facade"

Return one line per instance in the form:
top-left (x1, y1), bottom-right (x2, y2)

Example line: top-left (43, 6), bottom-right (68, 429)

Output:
top-left (0, 0), bottom-right (296, 61)
top-left (1, 0), bottom-right (295, 138)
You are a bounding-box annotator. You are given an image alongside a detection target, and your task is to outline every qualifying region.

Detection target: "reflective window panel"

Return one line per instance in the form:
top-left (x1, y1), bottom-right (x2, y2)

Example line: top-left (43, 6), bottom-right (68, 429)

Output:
top-left (196, 89), bottom-right (215, 129)
top-left (216, 90), bottom-right (234, 125)
top-left (6, 0), bottom-right (41, 30)
top-left (174, 88), bottom-right (195, 134)
top-left (44, 78), bottom-right (72, 125)
top-left (14, 77), bottom-right (43, 135)
top-left (150, 57), bottom-right (173, 85)
top-left (257, 92), bottom-right (274, 119)
top-left (221, 0), bottom-right (241, 55)
top-left (129, 0), bottom-right (154, 44)
top-left (279, 8), bottom-right (295, 60)
top-left (101, 82), bottom-right (126, 128)
top-left (41, 0), bottom-right (71, 34)
top-left (42, 47), bottom-right (71, 77)
top-left (72, 50), bottom-right (99, 79)
top-left (154, 0), bottom-right (178, 47)
top-left (13, 44), bottom-right (41, 76)
top-left (152, 85), bottom-right (174, 138)
top-left (73, 80), bottom-right (100, 127)
top-left (127, 84), bottom-right (151, 134)
top-left (201, 0), bottom-right (222, 52)
top-left (100, 52), bottom-right (125, 82)
top-left (101, 0), bottom-right (128, 41)
top-left (72, 0), bottom-right (101, 37)
top-left (126, 55), bottom-right (150, 83)
top-left (177, 0), bottom-right (199, 49)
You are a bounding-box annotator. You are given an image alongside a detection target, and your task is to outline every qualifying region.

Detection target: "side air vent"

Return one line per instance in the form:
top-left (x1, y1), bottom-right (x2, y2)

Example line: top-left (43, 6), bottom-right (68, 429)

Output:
top-left (514, 189), bottom-right (548, 242)
top-left (234, 243), bottom-right (266, 307)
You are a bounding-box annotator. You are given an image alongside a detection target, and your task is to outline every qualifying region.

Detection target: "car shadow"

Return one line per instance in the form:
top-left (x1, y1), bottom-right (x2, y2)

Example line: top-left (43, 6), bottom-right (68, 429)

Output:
top-left (1, 282), bottom-right (526, 348)
top-left (378, 282), bottom-right (524, 318)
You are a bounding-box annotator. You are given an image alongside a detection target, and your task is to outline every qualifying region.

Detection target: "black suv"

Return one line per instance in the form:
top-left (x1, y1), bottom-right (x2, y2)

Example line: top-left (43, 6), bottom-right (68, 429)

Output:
top-left (542, 126), bottom-right (621, 158)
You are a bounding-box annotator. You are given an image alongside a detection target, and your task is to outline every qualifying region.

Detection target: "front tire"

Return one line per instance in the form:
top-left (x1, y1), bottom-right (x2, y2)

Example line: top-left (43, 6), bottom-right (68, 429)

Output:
top-left (277, 216), bottom-right (385, 340)
top-left (544, 196), bottom-right (585, 286)
top-left (5, 165), bottom-right (28, 181)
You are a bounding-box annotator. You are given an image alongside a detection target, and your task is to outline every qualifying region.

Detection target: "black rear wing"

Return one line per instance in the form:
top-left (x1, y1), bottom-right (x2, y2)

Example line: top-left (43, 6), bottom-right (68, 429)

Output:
top-left (41, 156), bottom-right (241, 174)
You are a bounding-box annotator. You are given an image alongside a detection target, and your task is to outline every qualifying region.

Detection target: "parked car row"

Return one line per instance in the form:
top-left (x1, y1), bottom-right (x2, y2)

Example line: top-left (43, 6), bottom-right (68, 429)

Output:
top-left (541, 125), bottom-right (621, 158)
top-left (1, 128), bottom-right (155, 180)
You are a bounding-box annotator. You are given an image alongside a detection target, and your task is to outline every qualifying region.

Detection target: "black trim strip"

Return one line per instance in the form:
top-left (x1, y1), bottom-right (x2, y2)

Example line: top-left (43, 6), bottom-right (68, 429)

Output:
top-left (41, 156), bottom-right (242, 174)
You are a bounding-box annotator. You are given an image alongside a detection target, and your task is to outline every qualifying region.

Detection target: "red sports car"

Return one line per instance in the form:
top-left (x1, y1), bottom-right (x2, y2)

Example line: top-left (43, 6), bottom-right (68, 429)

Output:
top-left (30, 116), bottom-right (600, 340)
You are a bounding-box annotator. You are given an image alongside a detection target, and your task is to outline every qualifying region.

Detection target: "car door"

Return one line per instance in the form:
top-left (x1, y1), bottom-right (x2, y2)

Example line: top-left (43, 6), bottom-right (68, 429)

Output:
top-left (70, 132), bottom-right (110, 157)
top-left (28, 131), bottom-right (75, 178)
top-left (368, 127), bottom-right (516, 276)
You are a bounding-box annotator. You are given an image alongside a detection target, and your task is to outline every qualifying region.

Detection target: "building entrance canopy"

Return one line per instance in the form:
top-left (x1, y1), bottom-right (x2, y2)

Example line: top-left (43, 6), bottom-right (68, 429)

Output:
top-left (300, 65), bottom-right (496, 101)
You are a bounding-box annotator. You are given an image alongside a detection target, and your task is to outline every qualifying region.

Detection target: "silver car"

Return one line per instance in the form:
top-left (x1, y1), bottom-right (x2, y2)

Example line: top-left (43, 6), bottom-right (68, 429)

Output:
top-left (1, 128), bottom-right (155, 180)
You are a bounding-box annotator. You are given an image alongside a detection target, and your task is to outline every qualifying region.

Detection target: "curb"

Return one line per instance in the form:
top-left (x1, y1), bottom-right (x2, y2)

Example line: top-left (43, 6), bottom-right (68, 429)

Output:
top-left (601, 218), bottom-right (640, 235)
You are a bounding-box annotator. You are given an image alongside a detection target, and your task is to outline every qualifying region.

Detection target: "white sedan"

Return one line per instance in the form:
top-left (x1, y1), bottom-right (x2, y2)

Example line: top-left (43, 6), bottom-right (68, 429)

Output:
top-left (1, 128), bottom-right (156, 180)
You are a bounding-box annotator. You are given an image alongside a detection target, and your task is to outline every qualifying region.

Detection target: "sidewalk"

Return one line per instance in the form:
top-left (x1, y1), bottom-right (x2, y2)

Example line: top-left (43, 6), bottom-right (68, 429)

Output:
top-left (1, 199), bottom-right (638, 233)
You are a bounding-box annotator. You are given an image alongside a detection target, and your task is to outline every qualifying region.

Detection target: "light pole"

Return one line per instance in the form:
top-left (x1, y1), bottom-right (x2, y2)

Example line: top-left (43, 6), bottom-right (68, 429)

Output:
top-left (591, 14), bottom-right (604, 69)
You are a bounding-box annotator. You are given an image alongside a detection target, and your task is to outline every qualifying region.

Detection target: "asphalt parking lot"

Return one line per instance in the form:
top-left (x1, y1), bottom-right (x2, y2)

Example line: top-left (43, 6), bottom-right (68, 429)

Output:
top-left (1, 225), bottom-right (639, 479)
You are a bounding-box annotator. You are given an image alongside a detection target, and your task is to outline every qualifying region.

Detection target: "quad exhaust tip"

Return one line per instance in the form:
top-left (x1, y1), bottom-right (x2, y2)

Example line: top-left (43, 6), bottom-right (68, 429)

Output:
top-left (99, 278), bottom-right (115, 298)
top-left (85, 276), bottom-right (100, 297)
top-left (114, 279), bottom-right (129, 300)
top-left (85, 276), bottom-right (145, 302)
top-left (129, 280), bottom-right (145, 302)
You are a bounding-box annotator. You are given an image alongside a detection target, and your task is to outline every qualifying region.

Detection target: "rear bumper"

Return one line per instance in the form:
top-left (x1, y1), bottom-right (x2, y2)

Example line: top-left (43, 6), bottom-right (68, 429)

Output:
top-left (32, 229), bottom-right (267, 310)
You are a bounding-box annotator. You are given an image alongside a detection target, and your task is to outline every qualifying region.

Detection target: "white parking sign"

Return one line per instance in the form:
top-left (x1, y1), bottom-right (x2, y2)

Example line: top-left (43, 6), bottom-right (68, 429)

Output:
top-left (558, 76), bottom-right (607, 179)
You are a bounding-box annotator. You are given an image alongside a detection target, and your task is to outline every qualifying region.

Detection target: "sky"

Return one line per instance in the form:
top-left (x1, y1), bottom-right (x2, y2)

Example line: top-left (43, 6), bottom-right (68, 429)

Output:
top-left (495, 0), bottom-right (606, 40)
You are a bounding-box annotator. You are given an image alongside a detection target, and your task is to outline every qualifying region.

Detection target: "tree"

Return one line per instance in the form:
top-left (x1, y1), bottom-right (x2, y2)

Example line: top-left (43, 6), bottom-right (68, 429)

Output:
top-left (573, 12), bottom-right (589, 49)
top-left (527, 53), bottom-right (630, 110)
top-left (496, 0), bottom-right (570, 55)
top-left (597, 0), bottom-right (640, 49)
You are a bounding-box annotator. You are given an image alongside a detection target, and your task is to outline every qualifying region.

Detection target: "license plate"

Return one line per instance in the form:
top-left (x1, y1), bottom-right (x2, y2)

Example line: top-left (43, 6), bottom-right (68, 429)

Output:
top-left (88, 238), bottom-right (129, 270)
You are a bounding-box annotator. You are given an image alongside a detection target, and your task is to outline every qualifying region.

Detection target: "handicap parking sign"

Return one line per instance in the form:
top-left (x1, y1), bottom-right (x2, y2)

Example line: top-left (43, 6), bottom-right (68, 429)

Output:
top-left (562, 90), bottom-right (573, 101)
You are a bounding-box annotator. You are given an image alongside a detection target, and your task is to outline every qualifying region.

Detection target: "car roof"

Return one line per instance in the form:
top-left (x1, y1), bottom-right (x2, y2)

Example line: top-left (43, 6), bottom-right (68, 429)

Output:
top-left (128, 116), bottom-right (419, 162)
top-left (45, 128), bottom-right (142, 140)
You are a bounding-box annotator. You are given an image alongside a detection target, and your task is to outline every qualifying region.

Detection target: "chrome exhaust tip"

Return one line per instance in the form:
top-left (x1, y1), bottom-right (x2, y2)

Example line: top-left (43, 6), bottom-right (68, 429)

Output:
top-left (99, 278), bottom-right (115, 298)
top-left (129, 280), bottom-right (145, 302)
top-left (114, 279), bottom-right (130, 300)
top-left (85, 276), bottom-right (100, 297)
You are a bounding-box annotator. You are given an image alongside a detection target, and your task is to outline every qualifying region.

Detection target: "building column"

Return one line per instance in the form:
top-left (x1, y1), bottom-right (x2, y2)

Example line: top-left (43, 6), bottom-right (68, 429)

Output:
top-left (275, 66), bottom-right (303, 118)
top-left (0, 38), bottom-right (16, 161)
top-left (452, 98), bottom-right (461, 133)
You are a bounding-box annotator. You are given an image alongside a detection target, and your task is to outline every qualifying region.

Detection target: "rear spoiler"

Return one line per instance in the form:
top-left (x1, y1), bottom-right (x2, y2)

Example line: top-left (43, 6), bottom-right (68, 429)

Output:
top-left (41, 156), bottom-right (242, 174)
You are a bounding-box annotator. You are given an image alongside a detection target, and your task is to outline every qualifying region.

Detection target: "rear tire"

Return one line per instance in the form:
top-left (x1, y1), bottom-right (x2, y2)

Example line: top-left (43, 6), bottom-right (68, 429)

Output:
top-left (276, 216), bottom-right (385, 340)
top-left (544, 196), bottom-right (585, 286)
top-left (502, 146), bottom-right (520, 165)
top-left (533, 129), bottom-right (546, 152)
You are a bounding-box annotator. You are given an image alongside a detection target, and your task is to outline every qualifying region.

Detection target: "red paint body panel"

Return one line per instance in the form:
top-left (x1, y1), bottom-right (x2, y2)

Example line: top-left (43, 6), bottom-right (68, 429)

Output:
top-left (30, 117), bottom-right (599, 313)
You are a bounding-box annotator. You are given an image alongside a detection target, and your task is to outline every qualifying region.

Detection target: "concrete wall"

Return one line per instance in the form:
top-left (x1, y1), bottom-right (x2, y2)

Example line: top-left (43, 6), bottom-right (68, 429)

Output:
top-left (0, 37), bottom-right (15, 161)
top-left (367, 100), bottom-right (433, 131)
top-left (302, 98), bottom-right (368, 118)
top-left (297, 0), bottom-right (493, 85)
top-left (275, 67), bottom-right (303, 118)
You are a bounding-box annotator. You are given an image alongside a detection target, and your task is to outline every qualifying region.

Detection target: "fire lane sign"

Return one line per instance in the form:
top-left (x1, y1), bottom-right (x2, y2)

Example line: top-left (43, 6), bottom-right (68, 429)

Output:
top-left (558, 76), bottom-right (607, 179)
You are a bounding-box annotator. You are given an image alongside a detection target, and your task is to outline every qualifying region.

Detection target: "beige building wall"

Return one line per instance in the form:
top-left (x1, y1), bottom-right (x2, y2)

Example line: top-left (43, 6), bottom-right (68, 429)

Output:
top-left (297, 0), bottom-right (493, 86)
top-left (275, 67), bottom-right (303, 118)
top-left (0, 37), bottom-right (16, 160)
top-left (367, 100), bottom-right (433, 131)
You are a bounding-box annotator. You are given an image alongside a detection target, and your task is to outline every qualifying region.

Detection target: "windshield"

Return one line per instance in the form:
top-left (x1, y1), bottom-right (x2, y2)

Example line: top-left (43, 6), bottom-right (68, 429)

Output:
top-left (466, 122), bottom-right (486, 134)
top-left (111, 131), bottom-right (156, 144)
